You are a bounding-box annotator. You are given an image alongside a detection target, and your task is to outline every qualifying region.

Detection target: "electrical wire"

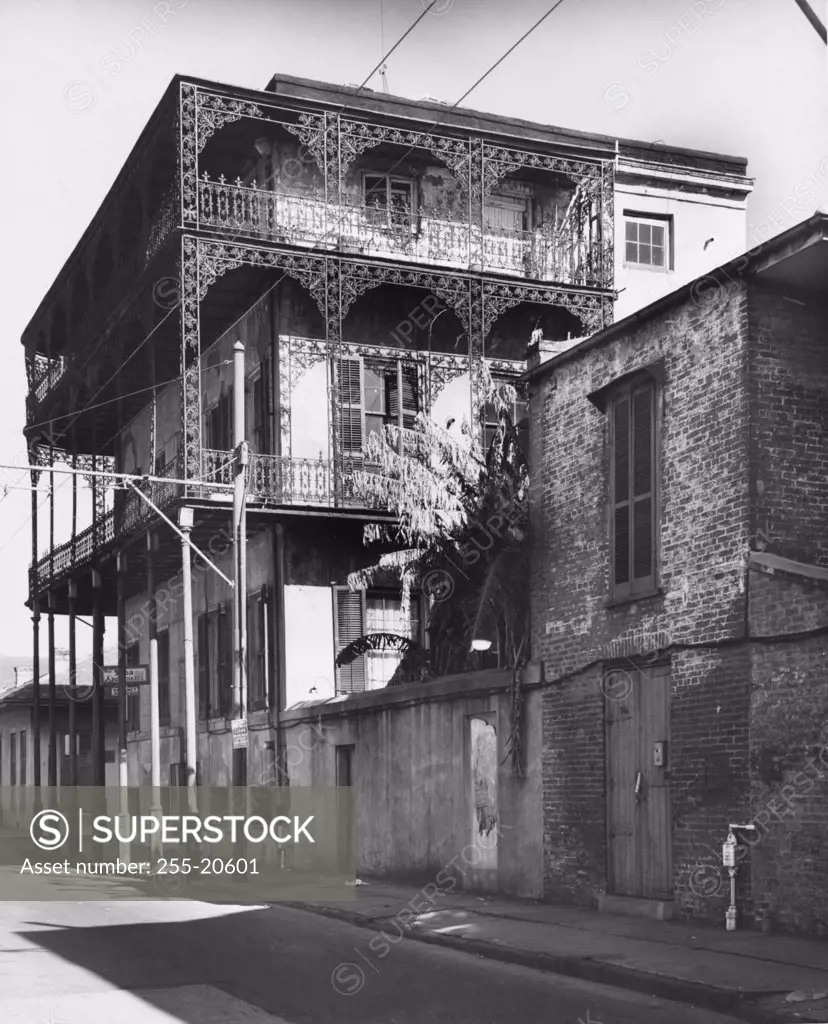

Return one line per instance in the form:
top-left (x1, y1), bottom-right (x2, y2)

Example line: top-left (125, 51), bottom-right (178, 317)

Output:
top-left (358, 0), bottom-right (437, 91)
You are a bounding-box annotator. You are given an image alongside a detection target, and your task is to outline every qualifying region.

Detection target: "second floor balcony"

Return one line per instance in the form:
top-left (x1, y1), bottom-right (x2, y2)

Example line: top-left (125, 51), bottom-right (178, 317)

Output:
top-left (197, 175), bottom-right (609, 289)
top-left (31, 450), bottom-right (384, 593)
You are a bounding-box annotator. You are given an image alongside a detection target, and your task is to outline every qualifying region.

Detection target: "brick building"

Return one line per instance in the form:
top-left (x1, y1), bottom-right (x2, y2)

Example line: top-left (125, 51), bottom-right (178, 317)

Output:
top-left (526, 211), bottom-right (828, 935)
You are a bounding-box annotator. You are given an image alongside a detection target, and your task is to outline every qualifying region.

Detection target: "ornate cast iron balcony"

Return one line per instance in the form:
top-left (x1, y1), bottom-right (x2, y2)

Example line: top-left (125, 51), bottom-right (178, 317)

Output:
top-left (197, 175), bottom-right (608, 288)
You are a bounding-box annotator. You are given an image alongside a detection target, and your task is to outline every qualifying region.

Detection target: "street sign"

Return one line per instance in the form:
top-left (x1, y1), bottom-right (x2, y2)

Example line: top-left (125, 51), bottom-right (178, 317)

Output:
top-left (102, 666), bottom-right (149, 685)
top-left (231, 718), bottom-right (249, 750)
top-left (109, 685), bottom-right (140, 697)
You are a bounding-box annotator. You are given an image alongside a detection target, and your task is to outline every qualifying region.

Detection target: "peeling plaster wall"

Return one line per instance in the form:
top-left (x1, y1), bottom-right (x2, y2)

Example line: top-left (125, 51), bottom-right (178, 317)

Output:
top-left (282, 670), bottom-right (543, 898)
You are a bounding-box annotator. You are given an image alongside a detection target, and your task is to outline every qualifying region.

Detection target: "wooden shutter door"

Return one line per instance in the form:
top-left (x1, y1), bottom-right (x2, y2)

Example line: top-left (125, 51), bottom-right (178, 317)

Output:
top-left (388, 363), bottom-right (419, 431)
top-left (339, 358), bottom-right (363, 458)
top-left (334, 588), bottom-right (366, 693)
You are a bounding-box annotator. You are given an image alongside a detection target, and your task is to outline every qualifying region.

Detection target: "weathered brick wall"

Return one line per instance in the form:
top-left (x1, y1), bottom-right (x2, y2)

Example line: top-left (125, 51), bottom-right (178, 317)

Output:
top-left (530, 278), bottom-right (753, 911)
top-left (747, 566), bottom-right (828, 936)
top-left (748, 287), bottom-right (828, 567)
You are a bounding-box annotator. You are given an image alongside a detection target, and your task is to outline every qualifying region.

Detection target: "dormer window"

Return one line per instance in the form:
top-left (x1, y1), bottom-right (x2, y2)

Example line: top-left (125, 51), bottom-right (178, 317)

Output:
top-left (363, 174), bottom-right (416, 231)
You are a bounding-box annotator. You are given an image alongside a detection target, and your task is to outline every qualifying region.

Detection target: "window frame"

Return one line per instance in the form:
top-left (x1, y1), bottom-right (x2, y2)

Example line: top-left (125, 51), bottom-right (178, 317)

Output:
top-left (622, 212), bottom-right (673, 272)
top-left (608, 374), bottom-right (660, 604)
top-left (361, 172), bottom-right (417, 234)
top-left (333, 585), bottom-right (425, 694)
top-left (339, 355), bottom-right (420, 461)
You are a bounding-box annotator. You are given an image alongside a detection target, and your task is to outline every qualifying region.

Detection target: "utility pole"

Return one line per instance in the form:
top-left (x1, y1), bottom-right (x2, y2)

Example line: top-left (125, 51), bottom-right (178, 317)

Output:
top-left (179, 506), bottom-right (197, 801)
top-left (232, 340), bottom-right (249, 788)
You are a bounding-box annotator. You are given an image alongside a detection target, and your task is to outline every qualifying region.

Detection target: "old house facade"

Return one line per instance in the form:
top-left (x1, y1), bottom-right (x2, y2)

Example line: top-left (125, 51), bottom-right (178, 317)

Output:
top-left (527, 212), bottom-right (828, 934)
top-left (22, 74), bottom-right (750, 795)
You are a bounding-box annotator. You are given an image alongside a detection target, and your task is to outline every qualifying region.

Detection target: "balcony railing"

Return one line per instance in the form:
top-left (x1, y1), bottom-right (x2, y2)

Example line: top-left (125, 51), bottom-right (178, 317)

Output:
top-left (31, 452), bottom-right (394, 592)
top-left (197, 177), bottom-right (608, 287)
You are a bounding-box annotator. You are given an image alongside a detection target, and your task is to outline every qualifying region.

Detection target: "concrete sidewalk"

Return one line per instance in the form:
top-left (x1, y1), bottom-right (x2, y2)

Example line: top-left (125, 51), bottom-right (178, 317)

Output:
top-left (282, 880), bottom-right (828, 1024)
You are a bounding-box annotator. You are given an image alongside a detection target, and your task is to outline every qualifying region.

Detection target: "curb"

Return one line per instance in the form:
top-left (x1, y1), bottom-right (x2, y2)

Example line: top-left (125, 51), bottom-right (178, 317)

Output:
top-left (278, 900), bottom-right (786, 1024)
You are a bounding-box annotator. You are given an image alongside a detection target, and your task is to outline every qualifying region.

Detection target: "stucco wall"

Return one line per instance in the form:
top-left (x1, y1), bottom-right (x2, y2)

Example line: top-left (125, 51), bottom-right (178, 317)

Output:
top-left (614, 184), bottom-right (748, 323)
top-left (282, 670), bottom-right (543, 898)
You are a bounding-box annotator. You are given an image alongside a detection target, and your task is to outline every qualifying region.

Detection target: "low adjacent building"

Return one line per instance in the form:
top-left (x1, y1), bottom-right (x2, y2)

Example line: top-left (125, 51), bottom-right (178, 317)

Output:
top-left (527, 211), bottom-right (828, 935)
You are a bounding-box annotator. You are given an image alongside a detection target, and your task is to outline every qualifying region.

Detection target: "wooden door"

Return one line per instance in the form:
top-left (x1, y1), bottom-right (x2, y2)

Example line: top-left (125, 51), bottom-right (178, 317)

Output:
top-left (606, 662), bottom-right (671, 899)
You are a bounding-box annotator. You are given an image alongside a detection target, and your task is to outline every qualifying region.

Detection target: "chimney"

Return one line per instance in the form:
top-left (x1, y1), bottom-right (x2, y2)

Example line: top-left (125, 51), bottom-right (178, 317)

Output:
top-left (14, 667), bottom-right (34, 688)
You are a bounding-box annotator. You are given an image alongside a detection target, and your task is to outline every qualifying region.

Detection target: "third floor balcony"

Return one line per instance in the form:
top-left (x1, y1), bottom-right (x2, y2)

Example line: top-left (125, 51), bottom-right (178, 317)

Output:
top-left (196, 173), bottom-right (610, 289)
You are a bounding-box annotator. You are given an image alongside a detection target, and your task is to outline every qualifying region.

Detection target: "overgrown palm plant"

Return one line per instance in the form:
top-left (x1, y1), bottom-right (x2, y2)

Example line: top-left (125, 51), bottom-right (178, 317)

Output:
top-left (336, 367), bottom-right (530, 690)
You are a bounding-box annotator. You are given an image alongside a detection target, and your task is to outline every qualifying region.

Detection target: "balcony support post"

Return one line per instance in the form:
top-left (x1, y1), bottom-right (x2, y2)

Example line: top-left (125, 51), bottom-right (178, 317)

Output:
top-left (68, 580), bottom-right (77, 786)
top-left (30, 451), bottom-right (42, 788)
top-left (117, 551), bottom-right (128, 788)
top-left (31, 598), bottom-right (41, 787)
top-left (47, 588), bottom-right (56, 787)
top-left (92, 568), bottom-right (105, 786)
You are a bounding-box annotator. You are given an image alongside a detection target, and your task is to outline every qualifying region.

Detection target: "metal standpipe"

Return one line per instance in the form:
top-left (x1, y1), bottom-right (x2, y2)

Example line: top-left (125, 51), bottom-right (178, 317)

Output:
top-left (723, 823), bottom-right (757, 931)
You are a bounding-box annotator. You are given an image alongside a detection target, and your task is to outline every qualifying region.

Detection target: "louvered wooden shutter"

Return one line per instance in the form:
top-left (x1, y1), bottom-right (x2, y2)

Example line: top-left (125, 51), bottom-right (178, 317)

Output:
top-left (334, 587), bottom-right (366, 693)
top-left (388, 363), bottom-right (419, 429)
top-left (197, 614), bottom-right (210, 719)
top-left (339, 358), bottom-right (363, 455)
top-left (218, 603), bottom-right (232, 716)
top-left (611, 383), bottom-right (655, 598)
top-left (631, 387), bottom-right (654, 585)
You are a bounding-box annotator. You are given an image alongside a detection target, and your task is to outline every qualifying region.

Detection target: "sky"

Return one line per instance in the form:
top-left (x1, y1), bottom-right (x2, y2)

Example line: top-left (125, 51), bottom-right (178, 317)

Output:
top-left (0, 0), bottom-right (825, 660)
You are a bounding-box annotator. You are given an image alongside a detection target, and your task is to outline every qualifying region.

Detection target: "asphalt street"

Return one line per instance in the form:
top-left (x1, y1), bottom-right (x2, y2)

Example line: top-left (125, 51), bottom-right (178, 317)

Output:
top-left (0, 897), bottom-right (752, 1024)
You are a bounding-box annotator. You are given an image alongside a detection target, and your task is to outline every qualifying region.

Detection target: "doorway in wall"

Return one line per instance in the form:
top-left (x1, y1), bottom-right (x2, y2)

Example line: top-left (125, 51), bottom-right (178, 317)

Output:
top-left (468, 715), bottom-right (498, 890)
top-left (606, 662), bottom-right (672, 900)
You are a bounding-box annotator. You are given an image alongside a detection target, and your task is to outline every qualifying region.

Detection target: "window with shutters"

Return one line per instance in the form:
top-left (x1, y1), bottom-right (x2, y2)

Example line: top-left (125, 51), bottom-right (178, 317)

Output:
top-left (205, 386), bottom-right (233, 450)
top-left (19, 731), bottom-right (26, 786)
top-left (339, 356), bottom-right (419, 460)
top-left (250, 356), bottom-right (273, 454)
top-left (247, 587), bottom-right (270, 712)
top-left (197, 605), bottom-right (232, 720)
top-left (333, 587), bottom-right (424, 693)
top-left (609, 377), bottom-right (658, 601)
top-left (158, 629), bottom-right (171, 727)
top-left (9, 732), bottom-right (16, 786)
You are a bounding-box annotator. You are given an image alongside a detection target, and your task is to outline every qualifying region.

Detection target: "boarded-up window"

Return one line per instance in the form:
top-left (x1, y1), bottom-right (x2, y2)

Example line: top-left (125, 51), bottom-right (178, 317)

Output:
top-left (610, 379), bottom-right (656, 600)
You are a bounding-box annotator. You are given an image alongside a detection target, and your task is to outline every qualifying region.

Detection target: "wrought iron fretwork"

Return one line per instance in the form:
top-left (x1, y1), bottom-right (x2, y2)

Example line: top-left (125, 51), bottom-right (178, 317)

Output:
top-left (196, 92), bottom-right (265, 154)
top-left (179, 83), bottom-right (198, 225)
top-left (337, 118), bottom-right (474, 201)
top-left (481, 143), bottom-right (604, 202)
top-left (181, 235), bottom-right (202, 483)
top-left (283, 112), bottom-right (330, 181)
